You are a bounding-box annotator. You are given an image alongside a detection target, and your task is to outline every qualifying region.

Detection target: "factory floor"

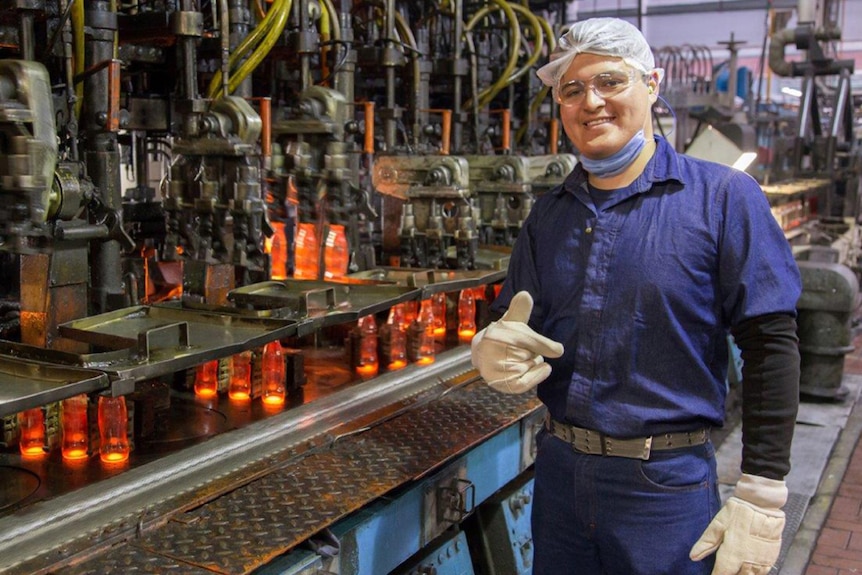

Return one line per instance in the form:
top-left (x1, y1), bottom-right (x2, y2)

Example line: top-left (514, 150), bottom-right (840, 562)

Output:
top-left (715, 328), bottom-right (862, 575)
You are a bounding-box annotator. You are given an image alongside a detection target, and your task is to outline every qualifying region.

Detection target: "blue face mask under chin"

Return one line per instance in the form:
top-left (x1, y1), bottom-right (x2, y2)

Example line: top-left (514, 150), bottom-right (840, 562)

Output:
top-left (579, 130), bottom-right (646, 178)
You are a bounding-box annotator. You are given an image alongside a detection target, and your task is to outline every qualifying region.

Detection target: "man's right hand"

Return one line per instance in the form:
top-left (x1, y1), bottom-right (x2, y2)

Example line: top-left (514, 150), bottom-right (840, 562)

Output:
top-left (470, 291), bottom-right (565, 394)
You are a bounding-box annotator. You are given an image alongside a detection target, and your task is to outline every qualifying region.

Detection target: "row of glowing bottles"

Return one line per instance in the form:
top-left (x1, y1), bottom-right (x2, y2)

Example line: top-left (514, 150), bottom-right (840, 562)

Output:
top-left (18, 340), bottom-right (291, 463)
top-left (354, 288), bottom-right (481, 377)
top-left (18, 394), bottom-right (130, 464)
top-left (193, 340), bottom-right (287, 407)
top-left (270, 222), bottom-right (349, 281)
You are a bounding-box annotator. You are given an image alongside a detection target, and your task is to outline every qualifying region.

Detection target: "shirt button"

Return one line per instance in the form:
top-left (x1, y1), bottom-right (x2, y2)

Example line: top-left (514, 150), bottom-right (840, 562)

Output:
top-left (585, 227), bottom-right (593, 234)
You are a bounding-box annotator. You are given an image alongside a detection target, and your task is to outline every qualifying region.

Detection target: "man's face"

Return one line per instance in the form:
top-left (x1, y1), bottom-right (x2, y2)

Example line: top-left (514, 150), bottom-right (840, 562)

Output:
top-left (558, 53), bottom-right (657, 160)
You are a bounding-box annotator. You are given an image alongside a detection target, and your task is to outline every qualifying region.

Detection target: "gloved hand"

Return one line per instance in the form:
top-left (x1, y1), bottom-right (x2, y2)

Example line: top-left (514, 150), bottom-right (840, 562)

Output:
top-left (690, 473), bottom-right (787, 575)
top-left (470, 291), bottom-right (564, 394)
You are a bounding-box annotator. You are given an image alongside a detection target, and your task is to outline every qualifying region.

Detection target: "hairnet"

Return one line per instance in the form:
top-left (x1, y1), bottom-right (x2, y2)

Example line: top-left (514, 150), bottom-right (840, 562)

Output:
top-left (537, 18), bottom-right (660, 90)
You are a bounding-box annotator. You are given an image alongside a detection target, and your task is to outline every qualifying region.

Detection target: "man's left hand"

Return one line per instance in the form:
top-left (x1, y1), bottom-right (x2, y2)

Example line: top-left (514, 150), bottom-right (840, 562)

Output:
top-left (689, 473), bottom-right (787, 575)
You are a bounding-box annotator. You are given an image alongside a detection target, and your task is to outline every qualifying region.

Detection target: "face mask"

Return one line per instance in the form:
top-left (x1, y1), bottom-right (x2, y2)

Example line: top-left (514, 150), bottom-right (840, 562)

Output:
top-left (579, 130), bottom-right (646, 178)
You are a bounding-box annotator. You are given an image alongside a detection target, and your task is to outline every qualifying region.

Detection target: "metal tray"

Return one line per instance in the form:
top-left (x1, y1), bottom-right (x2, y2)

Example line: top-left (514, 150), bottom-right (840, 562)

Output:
top-left (347, 266), bottom-right (507, 298)
top-left (228, 279), bottom-right (421, 333)
top-left (52, 305), bottom-right (300, 382)
top-left (0, 355), bottom-right (108, 418)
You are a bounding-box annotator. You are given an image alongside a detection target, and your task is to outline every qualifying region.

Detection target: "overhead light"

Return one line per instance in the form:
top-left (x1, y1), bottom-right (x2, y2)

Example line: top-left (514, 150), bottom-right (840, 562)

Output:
top-left (781, 86), bottom-right (802, 98)
top-left (732, 152), bottom-right (758, 171)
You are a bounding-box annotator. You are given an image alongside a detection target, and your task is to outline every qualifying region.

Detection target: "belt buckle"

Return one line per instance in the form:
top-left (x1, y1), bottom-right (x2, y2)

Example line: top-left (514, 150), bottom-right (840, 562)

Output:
top-left (605, 436), bottom-right (652, 460)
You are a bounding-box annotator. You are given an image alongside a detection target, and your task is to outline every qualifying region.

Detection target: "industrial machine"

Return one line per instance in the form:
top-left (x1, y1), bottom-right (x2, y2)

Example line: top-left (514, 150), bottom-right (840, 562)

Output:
top-left (0, 0), bottom-right (857, 573)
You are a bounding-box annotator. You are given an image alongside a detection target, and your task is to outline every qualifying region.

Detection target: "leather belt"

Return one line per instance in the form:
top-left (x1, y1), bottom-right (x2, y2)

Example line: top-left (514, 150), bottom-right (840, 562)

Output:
top-left (545, 416), bottom-right (710, 460)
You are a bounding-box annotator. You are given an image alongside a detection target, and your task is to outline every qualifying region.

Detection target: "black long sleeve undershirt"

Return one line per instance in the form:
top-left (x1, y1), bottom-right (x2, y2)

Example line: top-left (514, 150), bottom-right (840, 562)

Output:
top-left (731, 313), bottom-right (801, 480)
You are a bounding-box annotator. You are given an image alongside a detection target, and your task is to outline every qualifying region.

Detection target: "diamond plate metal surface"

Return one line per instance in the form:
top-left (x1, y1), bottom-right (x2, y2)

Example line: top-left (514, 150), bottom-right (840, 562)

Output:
top-left (61, 544), bottom-right (214, 574)
top-left (99, 383), bottom-right (539, 575)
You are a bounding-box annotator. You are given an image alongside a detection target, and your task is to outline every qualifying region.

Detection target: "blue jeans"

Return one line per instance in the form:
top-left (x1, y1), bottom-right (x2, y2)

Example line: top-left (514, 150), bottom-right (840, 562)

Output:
top-left (531, 429), bottom-right (720, 575)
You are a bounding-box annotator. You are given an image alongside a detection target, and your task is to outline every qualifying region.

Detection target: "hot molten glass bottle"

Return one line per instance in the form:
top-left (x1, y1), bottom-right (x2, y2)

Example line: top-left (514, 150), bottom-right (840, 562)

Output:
top-left (61, 394), bottom-right (89, 460)
top-left (18, 408), bottom-right (45, 457)
top-left (194, 359), bottom-right (219, 398)
top-left (415, 298), bottom-right (436, 365)
top-left (229, 351), bottom-right (253, 401)
top-left (294, 222), bottom-right (319, 279)
top-left (262, 340), bottom-right (286, 406)
top-left (431, 292), bottom-right (447, 340)
top-left (323, 224), bottom-right (349, 280)
top-left (457, 288), bottom-right (477, 344)
top-left (270, 221), bottom-right (288, 280)
top-left (98, 395), bottom-right (130, 464)
top-left (355, 315), bottom-right (379, 377)
top-left (385, 304), bottom-right (407, 371)
top-left (401, 300), bottom-right (418, 331)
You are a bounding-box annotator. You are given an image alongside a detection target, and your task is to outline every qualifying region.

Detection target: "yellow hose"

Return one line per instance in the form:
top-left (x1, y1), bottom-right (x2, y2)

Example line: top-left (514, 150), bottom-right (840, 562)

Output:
top-left (223, 0), bottom-right (292, 95)
top-left (207, 0), bottom-right (287, 99)
top-left (503, 3), bottom-right (543, 84)
top-left (463, 0), bottom-right (520, 109)
top-left (515, 13), bottom-right (556, 144)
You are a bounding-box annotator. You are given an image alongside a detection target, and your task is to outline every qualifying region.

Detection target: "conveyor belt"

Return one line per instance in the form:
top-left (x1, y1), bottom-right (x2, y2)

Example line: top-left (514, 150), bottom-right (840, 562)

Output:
top-left (0, 348), bottom-right (540, 575)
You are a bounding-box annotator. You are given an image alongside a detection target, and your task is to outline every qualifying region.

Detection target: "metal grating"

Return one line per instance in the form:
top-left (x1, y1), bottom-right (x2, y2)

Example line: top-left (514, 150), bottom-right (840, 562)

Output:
top-left (66, 382), bottom-right (539, 575)
top-left (770, 491), bottom-right (810, 575)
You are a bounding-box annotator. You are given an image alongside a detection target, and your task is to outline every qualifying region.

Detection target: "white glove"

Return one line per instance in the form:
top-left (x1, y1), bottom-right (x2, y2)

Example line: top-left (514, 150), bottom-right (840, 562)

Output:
top-left (690, 473), bottom-right (787, 575)
top-left (470, 291), bottom-right (564, 394)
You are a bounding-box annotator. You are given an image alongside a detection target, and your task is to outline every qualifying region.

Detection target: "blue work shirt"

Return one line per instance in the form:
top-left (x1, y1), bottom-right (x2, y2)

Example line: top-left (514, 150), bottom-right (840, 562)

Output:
top-left (491, 137), bottom-right (801, 438)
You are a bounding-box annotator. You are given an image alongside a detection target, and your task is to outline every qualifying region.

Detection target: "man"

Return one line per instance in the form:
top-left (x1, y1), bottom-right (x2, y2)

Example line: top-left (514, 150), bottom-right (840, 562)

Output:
top-left (470, 17), bottom-right (801, 575)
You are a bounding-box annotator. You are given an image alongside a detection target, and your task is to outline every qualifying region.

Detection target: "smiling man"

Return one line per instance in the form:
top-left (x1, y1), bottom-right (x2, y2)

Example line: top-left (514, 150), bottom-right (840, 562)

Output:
top-left (470, 17), bottom-right (802, 575)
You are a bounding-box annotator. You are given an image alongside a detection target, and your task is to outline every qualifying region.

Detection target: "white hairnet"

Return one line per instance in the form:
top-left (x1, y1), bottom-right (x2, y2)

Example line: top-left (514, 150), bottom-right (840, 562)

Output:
top-left (537, 18), bottom-right (661, 90)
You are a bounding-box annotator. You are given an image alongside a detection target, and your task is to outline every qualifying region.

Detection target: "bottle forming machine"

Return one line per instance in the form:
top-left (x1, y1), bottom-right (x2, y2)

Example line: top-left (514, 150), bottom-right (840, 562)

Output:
top-left (0, 0), bottom-right (857, 573)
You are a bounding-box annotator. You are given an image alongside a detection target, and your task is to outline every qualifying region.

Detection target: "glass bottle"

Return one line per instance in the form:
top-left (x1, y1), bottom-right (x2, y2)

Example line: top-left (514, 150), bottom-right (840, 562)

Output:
top-left (18, 408), bottom-right (45, 457)
top-left (294, 222), bottom-right (319, 279)
top-left (415, 298), bottom-right (436, 365)
top-left (194, 359), bottom-right (219, 398)
top-left (61, 394), bottom-right (89, 460)
top-left (356, 315), bottom-right (379, 377)
top-left (262, 340), bottom-right (286, 406)
top-left (323, 224), bottom-right (349, 279)
top-left (457, 288), bottom-right (477, 343)
top-left (98, 395), bottom-right (130, 464)
top-left (385, 304), bottom-right (407, 371)
top-left (229, 351), bottom-right (253, 401)
top-left (431, 292), bottom-right (447, 340)
top-left (270, 220), bottom-right (288, 280)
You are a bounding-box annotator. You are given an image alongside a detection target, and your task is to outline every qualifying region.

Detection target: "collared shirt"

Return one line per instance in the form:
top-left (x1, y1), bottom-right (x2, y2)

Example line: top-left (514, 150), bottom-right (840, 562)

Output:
top-left (491, 137), bottom-right (802, 437)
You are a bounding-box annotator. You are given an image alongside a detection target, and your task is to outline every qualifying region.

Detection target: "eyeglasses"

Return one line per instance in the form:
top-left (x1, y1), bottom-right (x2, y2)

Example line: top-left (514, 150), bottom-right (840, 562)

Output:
top-left (555, 69), bottom-right (647, 106)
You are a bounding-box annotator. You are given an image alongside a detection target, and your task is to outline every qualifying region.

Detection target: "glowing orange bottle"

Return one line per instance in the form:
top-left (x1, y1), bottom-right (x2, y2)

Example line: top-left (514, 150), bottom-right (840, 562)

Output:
top-left (262, 340), bottom-right (286, 406)
top-left (431, 292), bottom-right (447, 339)
top-left (270, 221), bottom-right (288, 280)
top-left (386, 304), bottom-right (407, 371)
top-left (61, 395), bottom-right (89, 460)
top-left (194, 359), bottom-right (219, 398)
top-left (323, 224), bottom-right (349, 279)
top-left (18, 408), bottom-right (45, 456)
top-left (401, 300), bottom-right (418, 331)
top-left (356, 315), bottom-right (379, 377)
top-left (457, 288), bottom-right (477, 343)
top-left (415, 298), bottom-right (436, 365)
top-left (98, 395), bottom-right (130, 464)
top-left (294, 223), bottom-right (320, 279)
top-left (229, 351), bottom-right (253, 401)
